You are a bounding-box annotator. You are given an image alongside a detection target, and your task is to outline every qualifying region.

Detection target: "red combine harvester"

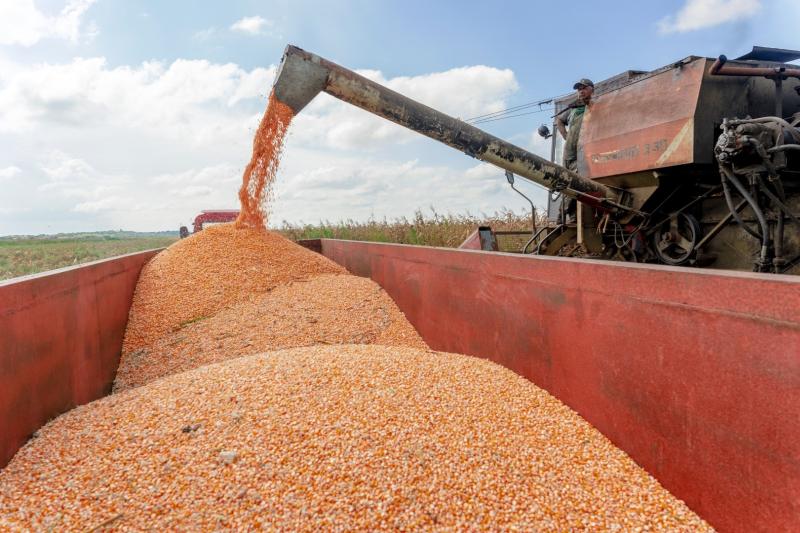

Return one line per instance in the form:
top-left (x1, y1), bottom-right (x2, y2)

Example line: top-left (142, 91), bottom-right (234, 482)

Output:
top-left (275, 45), bottom-right (800, 274)
top-left (180, 209), bottom-right (240, 237)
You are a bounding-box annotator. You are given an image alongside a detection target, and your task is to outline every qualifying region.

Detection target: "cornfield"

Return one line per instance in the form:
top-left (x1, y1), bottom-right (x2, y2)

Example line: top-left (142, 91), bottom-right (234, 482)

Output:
top-left (278, 208), bottom-right (547, 249)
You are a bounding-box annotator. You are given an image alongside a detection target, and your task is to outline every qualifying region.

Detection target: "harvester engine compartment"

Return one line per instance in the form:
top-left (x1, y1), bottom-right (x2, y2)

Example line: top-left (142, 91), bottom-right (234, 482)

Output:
top-left (537, 47), bottom-right (800, 272)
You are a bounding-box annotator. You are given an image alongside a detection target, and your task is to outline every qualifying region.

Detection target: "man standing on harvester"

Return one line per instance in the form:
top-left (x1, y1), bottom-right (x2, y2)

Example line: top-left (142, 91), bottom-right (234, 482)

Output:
top-left (556, 78), bottom-right (594, 172)
top-left (555, 78), bottom-right (594, 223)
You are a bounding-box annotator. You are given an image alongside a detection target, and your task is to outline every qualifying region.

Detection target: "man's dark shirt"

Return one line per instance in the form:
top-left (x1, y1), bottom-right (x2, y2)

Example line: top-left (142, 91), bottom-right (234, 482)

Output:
top-left (563, 105), bottom-right (586, 171)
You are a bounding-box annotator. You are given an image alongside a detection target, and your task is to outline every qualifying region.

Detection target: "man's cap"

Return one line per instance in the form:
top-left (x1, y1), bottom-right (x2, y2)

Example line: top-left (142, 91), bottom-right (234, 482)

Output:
top-left (573, 78), bottom-right (594, 89)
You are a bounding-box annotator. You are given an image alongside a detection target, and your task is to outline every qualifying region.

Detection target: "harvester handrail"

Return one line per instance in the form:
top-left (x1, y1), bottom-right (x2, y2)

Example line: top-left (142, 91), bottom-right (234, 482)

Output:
top-left (711, 54), bottom-right (800, 79)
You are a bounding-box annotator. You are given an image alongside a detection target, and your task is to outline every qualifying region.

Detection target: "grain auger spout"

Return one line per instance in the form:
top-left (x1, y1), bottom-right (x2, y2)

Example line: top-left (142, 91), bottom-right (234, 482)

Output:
top-left (272, 45), bottom-right (630, 213)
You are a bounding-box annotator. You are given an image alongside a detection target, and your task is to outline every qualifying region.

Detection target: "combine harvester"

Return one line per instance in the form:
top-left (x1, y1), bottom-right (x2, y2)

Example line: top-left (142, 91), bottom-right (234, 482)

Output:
top-left (2, 46), bottom-right (799, 532)
top-left (191, 209), bottom-right (240, 233)
top-left (179, 209), bottom-right (240, 238)
top-left (273, 45), bottom-right (800, 272)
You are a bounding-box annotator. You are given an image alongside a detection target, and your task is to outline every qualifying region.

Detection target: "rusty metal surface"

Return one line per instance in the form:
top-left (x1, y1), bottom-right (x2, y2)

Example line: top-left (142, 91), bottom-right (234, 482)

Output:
top-left (579, 53), bottom-right (799, 181)
top-left (580, 58), bottom-right (706, 178)
top-left (458, 226), bottom-right (498, 251)
top-left (317, 239), bottom-right (800, 533)
top-left (579, 59), bottom-right (706, 178)
top-left (0, 249), bottom-right (160, 468)
top-left (711, 55), bottom-right (800, 78)
top-left (192, 210), bottom-right (239, 233)
top-left (296, 238), bottom-right (322, 254)
top-left (458, 228), bottom-right (483, 250)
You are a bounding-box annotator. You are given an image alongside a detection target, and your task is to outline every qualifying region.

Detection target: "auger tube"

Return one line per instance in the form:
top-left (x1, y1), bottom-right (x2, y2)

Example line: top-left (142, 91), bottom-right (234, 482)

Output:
top-left (272, 45), bottom-right (624, 209)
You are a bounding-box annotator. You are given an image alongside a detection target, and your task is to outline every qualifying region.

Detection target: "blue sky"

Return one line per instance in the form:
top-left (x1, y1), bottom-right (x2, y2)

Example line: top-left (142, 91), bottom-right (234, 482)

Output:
top-left (0, 0), bottom-right (797, 234)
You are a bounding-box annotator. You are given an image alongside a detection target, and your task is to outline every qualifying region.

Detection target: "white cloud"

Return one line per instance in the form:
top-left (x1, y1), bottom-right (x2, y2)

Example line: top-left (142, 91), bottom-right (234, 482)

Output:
top-left (0, 57), bottom-right (514, 153)
top-left (230, 16), bottom-right (271, 35)
top-left (270, 149), bottom-right (537, 227)
top-left (37, 151), bottom-right (123, 204)
top-left (0, 57), bottom-right (277, 147)
top-left (657, 0), bottom-right (761, 33)
top-left (193, 27), bottom-right (217, 41)
top-left (41, 151), bottom-right (95, 182)
top-left (292, 65), bottom-right (518, 151)
top-left (53, 156), bottom-right (241, 220)
top-left (171, 185), bottom-right (214, 197)
top-left (0, 165), bottom-right (22, 181)
top-left (0, 0), bottom-right (97, 46)
top-left (0, 207), bottom-right (33, 217)
top-left (0, 206), bottom-right (32, 216)
top-left (0, 54), bottom-right (530, 234)
top-left (464, 163), bottom-right (502, 181)
top-left (150, 164), bottom-right (240, 186)
top-left (528, 129), bottom-right (552, 159)
top-left (0, 56), bottom-right (279, 233)
top-left (227, 67), bottom-right (274, 105)
top-left (73, 196), bottom-right (125, 213)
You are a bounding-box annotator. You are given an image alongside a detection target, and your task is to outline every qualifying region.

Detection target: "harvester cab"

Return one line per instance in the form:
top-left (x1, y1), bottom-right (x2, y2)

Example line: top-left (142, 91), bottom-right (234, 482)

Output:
top-left (271, 45), bottom-right (800, 274)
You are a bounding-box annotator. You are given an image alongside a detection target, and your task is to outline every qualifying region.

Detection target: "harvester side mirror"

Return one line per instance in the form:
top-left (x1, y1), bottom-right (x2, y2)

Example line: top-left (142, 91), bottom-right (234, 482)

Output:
top-left (505, 170), bottom-right (515, 185)
top-left (537, 124), bottom-right (552, 139)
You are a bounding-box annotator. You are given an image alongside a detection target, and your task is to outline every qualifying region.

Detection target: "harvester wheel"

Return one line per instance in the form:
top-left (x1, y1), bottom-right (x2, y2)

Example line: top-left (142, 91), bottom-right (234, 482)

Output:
top-left (652, 212), bottom-right (701, 266)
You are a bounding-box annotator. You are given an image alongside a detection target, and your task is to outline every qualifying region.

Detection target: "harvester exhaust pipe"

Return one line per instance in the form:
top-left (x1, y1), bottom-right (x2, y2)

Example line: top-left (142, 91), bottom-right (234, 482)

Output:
top-left (273, 45), bottom-right (624, 209)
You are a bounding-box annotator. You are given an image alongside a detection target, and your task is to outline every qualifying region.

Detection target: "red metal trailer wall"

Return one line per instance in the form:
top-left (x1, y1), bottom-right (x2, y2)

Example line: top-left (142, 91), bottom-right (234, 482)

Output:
top-left (316, 239), bottom-right (800, 533)
top-left (0, 250), bottom-right (159, 468)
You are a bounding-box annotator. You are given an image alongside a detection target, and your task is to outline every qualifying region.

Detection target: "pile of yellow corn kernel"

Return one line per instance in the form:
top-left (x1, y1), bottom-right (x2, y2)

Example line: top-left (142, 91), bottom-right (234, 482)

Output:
top-left (0, 225), bottom-right (713, 531)
top-left (0, 346), bottom-right (711, 531)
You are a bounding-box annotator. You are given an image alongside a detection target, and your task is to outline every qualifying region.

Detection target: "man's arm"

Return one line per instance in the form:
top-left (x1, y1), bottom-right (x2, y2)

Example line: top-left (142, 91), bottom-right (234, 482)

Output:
top-left (555, 112), bottom-right (568, 140)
